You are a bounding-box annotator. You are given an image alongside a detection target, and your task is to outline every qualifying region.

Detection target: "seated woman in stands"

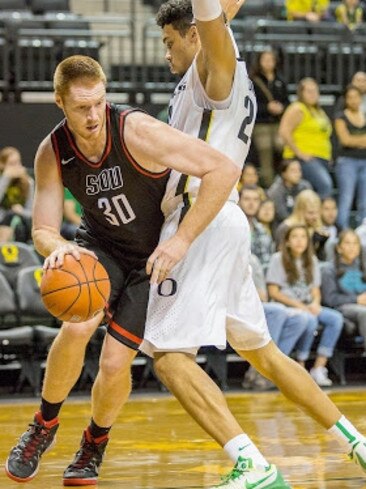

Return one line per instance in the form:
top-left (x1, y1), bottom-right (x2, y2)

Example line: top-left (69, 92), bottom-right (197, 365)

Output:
top-left (321, 229), bottom-right (366, 350)
top-left (335, 0), bottom-right (363, 30)
top-left (267, 224), bottom-right (344, 386)
top-left (279, 77), bottom-right (333, 198)
top-left (0, 146), bottom-right (34, 243)
top-left (286, 0), bottom-right (330, 21)
top-left (275, 188), bottom-right (330, 260)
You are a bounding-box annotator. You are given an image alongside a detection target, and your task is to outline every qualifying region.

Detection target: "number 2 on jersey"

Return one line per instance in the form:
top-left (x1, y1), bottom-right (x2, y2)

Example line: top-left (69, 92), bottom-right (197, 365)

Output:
top-left (238, 95), bottom-right (255, 144)
top-left (98, 194), bottom-right (136, 226)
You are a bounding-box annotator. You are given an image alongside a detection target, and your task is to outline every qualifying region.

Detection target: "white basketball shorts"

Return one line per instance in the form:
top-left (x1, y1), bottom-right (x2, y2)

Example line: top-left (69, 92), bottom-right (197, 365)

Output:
top-left (140, 202), bottom-right (271, 356)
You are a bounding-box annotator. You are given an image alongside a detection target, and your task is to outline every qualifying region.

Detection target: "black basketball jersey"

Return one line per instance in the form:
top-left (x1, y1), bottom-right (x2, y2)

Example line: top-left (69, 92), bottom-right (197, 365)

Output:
top-left (51, 103), bottom-right (170, 265)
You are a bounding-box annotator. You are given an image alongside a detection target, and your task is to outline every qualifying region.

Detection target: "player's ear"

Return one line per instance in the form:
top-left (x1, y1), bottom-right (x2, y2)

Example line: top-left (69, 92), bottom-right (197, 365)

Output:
top-left (188, 24), bottom-right (198, 43)
top-left (55, 92), bottom-right (63, 110)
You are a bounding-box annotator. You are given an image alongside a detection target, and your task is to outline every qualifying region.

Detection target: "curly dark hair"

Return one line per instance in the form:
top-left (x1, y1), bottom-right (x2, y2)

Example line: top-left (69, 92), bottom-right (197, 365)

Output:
top-left (156, 0), bottom-right (193, 35)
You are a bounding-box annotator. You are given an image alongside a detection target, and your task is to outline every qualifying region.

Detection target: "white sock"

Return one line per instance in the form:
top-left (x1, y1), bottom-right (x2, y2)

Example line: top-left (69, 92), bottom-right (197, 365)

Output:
top-left (224, 434), bottom-right (269, 470)
top-left (328, 416), bottom-right (364, 452)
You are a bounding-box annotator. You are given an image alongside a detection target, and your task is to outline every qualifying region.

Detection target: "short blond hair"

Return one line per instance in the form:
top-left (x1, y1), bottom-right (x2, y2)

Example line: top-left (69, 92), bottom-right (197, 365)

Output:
top-left (53, 55), bottom-right (106, 97)
top-left (0, 146), bottom-right (21, 167)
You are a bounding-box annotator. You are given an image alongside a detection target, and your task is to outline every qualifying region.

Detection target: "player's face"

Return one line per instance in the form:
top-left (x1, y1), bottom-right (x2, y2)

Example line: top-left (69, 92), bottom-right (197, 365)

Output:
top-left (286, 228), bottom-right (308, 257)
top-left (162, 24), bottom-right (198, 76)
top-left (337, 232), bottom-right (361, 264)
top-left (56, 80), bottom-right (107, 141)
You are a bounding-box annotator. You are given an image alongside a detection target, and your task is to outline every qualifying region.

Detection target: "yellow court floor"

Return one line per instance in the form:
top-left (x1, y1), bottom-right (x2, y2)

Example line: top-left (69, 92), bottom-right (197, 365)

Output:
top-left (0, 389), bottom-right (365, 489)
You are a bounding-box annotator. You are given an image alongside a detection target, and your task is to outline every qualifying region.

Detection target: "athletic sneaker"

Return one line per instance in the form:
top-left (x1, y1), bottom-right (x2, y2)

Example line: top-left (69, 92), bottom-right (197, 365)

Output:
top-left (5, 411), bottom-right (59, 483)
top-left (349, 439), bottom-right (366, 474)
top-left (63, 428), bottom-right (109, 486)
top-left (310, 367), bottom-right (332, 387)
top-left (208, 457), bottom-right (292, 488)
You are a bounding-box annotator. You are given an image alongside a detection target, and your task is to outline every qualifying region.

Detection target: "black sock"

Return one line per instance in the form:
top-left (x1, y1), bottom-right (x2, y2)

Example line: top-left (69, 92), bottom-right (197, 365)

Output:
top-left (89, 418), bottom-right (111, 439)
top-left (40, 398), bottom-right (64, 422)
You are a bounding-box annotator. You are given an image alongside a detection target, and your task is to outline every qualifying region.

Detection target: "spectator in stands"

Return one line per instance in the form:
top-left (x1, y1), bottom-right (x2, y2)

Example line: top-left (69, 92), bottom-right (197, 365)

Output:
top-left (321, 197), bottom-right (339, 240)
top-left (267, 158), bottom-right (312, 225)
top-left (334, 84), bottom-right (366, 230)
top-left (250, 49), bottom-right (289, 188)
top-left (279, 77), bottom-right (333, 198)
top-left (334, 71), bottom-right (366, 115)
top-left (257, 198), bottom-right (276, 239)
top-left (321, 229), bottom-right (366, 349)
top-left (275, 189), bottom-right (330, 260)
top-left (267, 224), bottom-right (344, 386)
top-left (238, 163), bottom-right (266, 198)
top-left (286, 0), bottom-right (330, 21)
top-left (335, 0), bottom-right (363, 30)
top-left (243, 254), bottom-right (309, 391)
top-left (0, 146), bottom-right (34, 242)
top-left (239, 185), bottom-right (275, 272)
top-left (60, 188), bottom-right (82, 241)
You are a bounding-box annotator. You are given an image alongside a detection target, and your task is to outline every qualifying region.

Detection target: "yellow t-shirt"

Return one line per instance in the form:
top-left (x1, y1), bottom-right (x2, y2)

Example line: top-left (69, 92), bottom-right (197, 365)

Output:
top-left (283, 102), bottom-right (332, 160)
top-left (335, 4), bottom-right (363, 28)
top-left (286, 0), bottom-right (330, 20)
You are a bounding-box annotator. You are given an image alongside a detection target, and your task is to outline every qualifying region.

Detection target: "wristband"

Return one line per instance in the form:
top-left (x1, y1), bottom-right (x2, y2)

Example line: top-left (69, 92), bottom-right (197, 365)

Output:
top-left (192, 0), bottom-right (222, 22)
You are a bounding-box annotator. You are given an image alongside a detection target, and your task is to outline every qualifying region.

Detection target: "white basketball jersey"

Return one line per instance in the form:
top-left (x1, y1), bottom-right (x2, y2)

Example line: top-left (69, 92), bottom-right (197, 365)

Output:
top-left (161, 50), bottom-right (257, 218)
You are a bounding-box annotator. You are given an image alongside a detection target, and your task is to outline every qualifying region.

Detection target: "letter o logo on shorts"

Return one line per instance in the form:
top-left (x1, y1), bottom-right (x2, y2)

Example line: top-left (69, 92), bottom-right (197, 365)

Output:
top-left (157, 278), bottom-right (177, 297)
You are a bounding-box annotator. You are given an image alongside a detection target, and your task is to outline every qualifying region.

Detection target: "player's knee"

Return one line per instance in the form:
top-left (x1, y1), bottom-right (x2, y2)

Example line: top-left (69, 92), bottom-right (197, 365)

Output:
top-left (59, 321), bottom-right (96, 344)
top-left (99, 352), bottom-right (132, 379)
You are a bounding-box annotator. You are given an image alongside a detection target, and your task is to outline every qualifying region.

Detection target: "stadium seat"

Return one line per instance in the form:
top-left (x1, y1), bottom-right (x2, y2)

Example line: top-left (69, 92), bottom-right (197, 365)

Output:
top-left (0, 271), bottom-right (18, 328)
top-left (15, 265), bottom-right (55, 324)
top-left (235, 0), bottom-right (273, 19)
top-left (29, 0), bottom-right (70, 15)
top-left (0, 242), bottom-right (41, 290)
top-left (0, 0), bottom-right (28, 11)
top-left (0, 323), bottom-right (38, 394)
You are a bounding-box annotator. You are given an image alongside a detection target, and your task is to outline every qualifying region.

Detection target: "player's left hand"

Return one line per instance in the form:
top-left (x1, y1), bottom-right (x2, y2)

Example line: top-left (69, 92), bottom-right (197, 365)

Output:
top-left (146, 235), bottom-right (190, 285)
top-left (220, 0), bottom-right (246, 22)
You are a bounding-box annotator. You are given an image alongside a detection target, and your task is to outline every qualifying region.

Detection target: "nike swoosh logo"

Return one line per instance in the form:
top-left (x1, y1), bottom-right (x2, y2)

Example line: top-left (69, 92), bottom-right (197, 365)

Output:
top-left (245, 473), bottom-right (273, 489)
top-left (61, 157), bottom-right (75, 165)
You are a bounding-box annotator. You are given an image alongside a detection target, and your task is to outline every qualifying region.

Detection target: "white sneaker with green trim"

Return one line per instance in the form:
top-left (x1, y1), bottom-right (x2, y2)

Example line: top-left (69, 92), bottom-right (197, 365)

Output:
top-left (209, 457), bottom-right (292, 488)
top-left (349, 439), bottom-right (366, 474)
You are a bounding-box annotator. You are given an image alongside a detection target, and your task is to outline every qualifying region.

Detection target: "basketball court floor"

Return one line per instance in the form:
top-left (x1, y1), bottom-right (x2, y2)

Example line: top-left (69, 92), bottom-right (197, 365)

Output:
top-left (0, 389), bottom-right (365, 489)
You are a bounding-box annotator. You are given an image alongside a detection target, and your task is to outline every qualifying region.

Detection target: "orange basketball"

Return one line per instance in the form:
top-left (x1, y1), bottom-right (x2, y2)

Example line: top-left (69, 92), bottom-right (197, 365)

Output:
top-left (40, 254), bottom-right (111, 323)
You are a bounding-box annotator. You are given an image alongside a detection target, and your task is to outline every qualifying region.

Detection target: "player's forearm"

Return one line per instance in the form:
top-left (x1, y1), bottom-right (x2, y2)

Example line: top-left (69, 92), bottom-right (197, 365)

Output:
top-left (176, 163), bottom-right (240, 244)
top-left (32, 226), bottom-right (69, 258)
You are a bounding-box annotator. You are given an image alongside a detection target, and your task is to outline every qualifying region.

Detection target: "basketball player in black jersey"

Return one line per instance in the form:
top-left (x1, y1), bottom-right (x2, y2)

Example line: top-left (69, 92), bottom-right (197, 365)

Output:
top-left (5, 55), bottom-right (240, 486)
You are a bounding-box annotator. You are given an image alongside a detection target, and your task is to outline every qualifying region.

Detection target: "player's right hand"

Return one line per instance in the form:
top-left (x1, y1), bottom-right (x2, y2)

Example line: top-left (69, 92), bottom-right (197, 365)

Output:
top-left (146, 235), bottom-right (190, 285)
top-left (44, 244), bottom-right (97, 269)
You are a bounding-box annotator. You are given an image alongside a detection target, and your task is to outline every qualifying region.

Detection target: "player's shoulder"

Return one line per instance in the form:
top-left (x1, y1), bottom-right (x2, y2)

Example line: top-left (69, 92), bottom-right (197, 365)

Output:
top-left (35, 133), bottom-right (56, 164)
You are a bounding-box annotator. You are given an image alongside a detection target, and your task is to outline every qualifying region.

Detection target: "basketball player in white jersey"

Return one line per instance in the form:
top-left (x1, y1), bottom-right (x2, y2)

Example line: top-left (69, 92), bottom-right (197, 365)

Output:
top-left (142, 1), bottom-right (366, 487)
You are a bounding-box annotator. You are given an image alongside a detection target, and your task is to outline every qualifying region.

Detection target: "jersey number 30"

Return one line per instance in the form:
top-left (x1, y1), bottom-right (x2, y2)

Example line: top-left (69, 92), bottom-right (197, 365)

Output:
top-left (98, 194), bottom-right (136, 226)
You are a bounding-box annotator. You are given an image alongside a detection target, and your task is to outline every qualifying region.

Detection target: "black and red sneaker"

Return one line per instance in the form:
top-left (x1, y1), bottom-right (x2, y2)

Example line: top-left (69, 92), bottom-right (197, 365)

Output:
top-left (63, 428), bottom-right (109, 486)
top-left (5, 411), bottom-right (59, 482)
